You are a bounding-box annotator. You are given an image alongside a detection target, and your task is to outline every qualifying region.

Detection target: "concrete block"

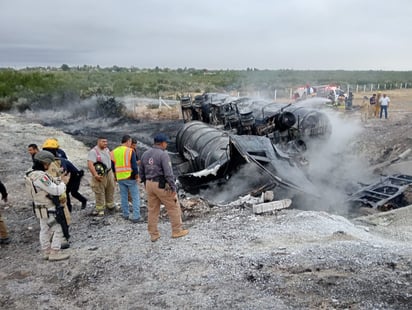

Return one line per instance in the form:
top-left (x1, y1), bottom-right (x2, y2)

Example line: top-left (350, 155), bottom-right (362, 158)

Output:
top-left (253, 199), bottom-right (292, 214)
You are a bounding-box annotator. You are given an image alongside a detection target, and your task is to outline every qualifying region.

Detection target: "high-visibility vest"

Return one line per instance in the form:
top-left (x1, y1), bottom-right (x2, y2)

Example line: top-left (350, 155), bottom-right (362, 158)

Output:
top-left (111, 146), bottom-right (133, 180)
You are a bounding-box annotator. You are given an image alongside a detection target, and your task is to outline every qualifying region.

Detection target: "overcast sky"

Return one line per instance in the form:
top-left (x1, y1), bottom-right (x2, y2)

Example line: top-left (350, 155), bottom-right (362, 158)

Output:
top-left (1, 0), bottom-right (411, 70)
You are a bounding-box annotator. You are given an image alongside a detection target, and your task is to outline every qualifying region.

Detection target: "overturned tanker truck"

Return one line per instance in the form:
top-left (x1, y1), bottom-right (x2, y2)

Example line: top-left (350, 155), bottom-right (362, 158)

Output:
top-left (176, 93), bottom-right (412, 210)
top-left (175, 121), bottom-right (320, 203)
top-left (180, 93), bottom-right (332, 156)
top-left (175, 94), bottom-right (333, 203)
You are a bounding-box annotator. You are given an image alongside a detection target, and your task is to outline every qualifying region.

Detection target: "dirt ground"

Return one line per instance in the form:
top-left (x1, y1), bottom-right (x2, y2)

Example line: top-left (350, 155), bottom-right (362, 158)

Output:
top-left (1, 89), bottom-right (412, 309)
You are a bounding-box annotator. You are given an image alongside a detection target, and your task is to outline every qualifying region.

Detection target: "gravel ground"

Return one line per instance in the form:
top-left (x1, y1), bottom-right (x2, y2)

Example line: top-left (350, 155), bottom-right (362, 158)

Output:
top-left (1, 96), bottom-right (412, 310)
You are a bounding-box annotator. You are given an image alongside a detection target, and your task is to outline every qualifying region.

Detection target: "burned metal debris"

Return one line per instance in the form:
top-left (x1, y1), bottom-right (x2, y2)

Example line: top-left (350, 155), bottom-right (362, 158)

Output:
top-left (176, 93), bottom-right (412, 213)
top-left (174, 93), bottom-right (332, 202)
top-left (180, 93), bottom-right (332, 155)
top-left (347, 174), bottom-right (412, 210)
top-left (175, 121), bottom-right (319, 203)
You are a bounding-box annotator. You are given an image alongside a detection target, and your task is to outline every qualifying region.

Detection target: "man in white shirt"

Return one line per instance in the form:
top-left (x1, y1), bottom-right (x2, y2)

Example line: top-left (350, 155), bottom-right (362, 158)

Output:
top-left (379, 93), bottom-right (390, 119)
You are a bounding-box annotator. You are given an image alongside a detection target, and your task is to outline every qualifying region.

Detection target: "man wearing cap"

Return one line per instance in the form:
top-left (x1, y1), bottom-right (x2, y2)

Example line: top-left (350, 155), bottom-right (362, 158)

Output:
top-left (25, 151), bottom-right (70, 261)
top-left (87, 136), bottom-right (115, 216)
top-left (42, 140), bottom-right (72, 245)
top-left (140, 133), bottom-right (189, 242)
top-left (111, 135), bottom-right (141, 223)
top-left (43, 145), bottom-right (87, 212)
top-left (42, 138), bottom-right (68, 159)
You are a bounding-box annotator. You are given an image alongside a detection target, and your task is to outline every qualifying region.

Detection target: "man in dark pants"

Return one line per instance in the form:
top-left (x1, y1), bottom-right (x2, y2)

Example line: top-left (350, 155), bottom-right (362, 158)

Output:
top-left (60, 158), bottom-right (88, 212)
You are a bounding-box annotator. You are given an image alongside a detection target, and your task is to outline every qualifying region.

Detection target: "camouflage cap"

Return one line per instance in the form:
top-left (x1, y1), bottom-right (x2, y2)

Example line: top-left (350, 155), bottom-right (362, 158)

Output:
top-left (34, 150), bottom-right (56, 164)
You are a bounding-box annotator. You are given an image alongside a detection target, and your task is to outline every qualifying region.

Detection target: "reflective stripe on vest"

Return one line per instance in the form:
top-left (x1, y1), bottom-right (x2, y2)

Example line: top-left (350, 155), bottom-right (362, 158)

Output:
top-left (112, 146), bottom-right (133, 180)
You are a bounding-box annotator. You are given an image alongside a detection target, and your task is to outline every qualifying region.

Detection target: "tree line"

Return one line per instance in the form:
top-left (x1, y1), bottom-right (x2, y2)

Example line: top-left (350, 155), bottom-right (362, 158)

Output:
top-left (1, 66), bottom-right (412, 110)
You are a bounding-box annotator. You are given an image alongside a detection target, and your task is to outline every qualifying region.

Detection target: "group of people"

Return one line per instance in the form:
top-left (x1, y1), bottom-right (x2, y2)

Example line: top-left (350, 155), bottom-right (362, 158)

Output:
top-left (87, 133), bottom-right (188, 243)
top-left (369, 92), bottom-right (391, 119)
top-left (24, 138), bottom-right (88, 261)
top-left (4, 133), bottom-right (189, 262)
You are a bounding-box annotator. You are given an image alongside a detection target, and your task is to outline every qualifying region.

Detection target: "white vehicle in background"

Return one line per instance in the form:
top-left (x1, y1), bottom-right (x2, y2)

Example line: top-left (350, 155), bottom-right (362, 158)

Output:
top-left (315, 85), bottom-right (346, 104)
top-left (292, 85), bottom-right (346, 105)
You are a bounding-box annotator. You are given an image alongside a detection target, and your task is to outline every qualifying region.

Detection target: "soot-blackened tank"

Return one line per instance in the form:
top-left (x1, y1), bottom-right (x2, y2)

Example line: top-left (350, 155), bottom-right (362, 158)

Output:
top-left (176, 121), bottom-right (230, 171)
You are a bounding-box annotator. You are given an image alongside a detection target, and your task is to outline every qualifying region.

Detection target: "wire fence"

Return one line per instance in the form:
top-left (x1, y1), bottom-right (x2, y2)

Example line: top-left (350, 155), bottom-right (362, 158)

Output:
top-left (346, 82), bottom-right (411, 93)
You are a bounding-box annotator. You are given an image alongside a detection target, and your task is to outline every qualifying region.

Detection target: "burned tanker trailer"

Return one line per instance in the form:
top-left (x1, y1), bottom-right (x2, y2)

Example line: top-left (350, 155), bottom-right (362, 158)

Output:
top-left (233, 98), bottom-right (333, 153)
top-left (175, 121), bottom-right (319, 203)
top-left (181, 93), bottom-right (332, 156)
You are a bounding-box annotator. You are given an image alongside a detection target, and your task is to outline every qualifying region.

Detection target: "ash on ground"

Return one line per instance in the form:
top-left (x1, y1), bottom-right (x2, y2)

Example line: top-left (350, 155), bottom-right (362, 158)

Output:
top-left (1, 102), bottom-right (412, 310)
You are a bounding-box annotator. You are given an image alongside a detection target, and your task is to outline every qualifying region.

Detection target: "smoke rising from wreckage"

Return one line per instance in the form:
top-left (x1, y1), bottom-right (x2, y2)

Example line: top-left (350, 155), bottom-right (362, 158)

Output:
top-left (20, 93), bottom-right (412, 214)
top-left (2, 90), bottom-right (412, 309)
top-left (176, 93), bottom-right (412, 212)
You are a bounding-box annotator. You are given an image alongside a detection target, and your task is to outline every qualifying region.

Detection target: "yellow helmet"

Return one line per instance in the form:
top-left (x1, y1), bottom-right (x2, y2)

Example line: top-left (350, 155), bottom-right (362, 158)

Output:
top-left (42, 138), bottom-right (59, 149)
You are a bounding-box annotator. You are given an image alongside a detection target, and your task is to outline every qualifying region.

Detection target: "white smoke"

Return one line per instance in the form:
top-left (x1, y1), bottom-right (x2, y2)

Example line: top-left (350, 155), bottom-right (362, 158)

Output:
top-left (199, 163), bottom-right (265, 204)
top-left (301, 110), bottom-right (375, 215)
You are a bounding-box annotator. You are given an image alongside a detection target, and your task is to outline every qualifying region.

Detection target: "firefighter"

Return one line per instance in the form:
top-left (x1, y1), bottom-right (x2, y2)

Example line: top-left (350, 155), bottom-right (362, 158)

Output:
top-left (87, 136), bottom-right (115, 216)
top-left (43, 138), bottom-right (68, 159)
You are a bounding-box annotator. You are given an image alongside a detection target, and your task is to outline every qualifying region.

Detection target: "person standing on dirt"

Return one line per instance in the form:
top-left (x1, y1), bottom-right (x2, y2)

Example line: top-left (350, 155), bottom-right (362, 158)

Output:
top-left (42, 139), bottom-right (72, 248)
top-left (43, 144), bottom-right (87, 212)
top-left (360, 96), bottom-right (369, 122)
top-left (87, 136), bottom-right (115, 216)
top-left (0, 180), bottom-right (10, 244)
top-left (375, 92), bottom-right (382, 118)
top-left (128, 138), bottom-right (142, 203)
top-left (139, 133), bottom-right (188, 242)
top-left (379, 93), bottom-right (390, 119)
top-left (111, 135), bottom-right (142, 223)
top-left (25, 151), bottom-right (70, 261)
top-left (369, 94), bottom-right (377, 118)
top-left (59, 158), bottom-right (87, 212)
top-left (130, 138), bottom-right (141, 166)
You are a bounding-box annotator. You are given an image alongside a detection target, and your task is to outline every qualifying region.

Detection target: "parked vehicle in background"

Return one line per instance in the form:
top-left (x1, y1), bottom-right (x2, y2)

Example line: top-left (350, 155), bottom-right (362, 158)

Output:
top-left (292, 84), bottom-right (346, 104)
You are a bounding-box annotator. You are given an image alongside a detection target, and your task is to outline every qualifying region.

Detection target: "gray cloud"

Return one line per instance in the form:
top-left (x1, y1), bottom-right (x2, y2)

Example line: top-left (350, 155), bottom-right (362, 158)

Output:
top-left (1, 0), bottom-right (411, 69)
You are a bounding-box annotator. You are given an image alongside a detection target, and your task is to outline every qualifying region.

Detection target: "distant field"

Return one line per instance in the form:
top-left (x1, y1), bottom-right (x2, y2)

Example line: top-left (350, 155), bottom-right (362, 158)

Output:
top-left (354, 88), bottom-right (412, 111)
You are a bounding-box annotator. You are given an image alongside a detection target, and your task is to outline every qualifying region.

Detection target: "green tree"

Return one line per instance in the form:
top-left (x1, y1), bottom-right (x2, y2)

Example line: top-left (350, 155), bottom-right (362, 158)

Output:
top-left (61, 64), bottom-right (70, 71)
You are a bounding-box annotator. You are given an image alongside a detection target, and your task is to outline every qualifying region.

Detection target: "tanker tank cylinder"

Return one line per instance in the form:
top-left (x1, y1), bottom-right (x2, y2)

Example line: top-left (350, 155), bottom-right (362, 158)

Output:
top-left (180, 96), bottom-right (192, 108)
top-left (274, 111), bottom-right (296, 131)
top-left (239, 110), bottom-right (255, 127)
top-left (224, 109), bottom-right (239, 128)
top-left (281, 106), bottom-right (332, 138)
top-left (192, 95), bottom-right (203, 108)
top-left (176, 121), bottom-right (230, 171)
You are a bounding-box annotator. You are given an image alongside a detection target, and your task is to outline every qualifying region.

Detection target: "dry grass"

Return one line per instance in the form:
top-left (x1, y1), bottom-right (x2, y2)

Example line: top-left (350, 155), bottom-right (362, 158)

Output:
top-left (128, 89), bottom-right (412, 121)
top-left (354, 88), bottom-right (412, 111)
